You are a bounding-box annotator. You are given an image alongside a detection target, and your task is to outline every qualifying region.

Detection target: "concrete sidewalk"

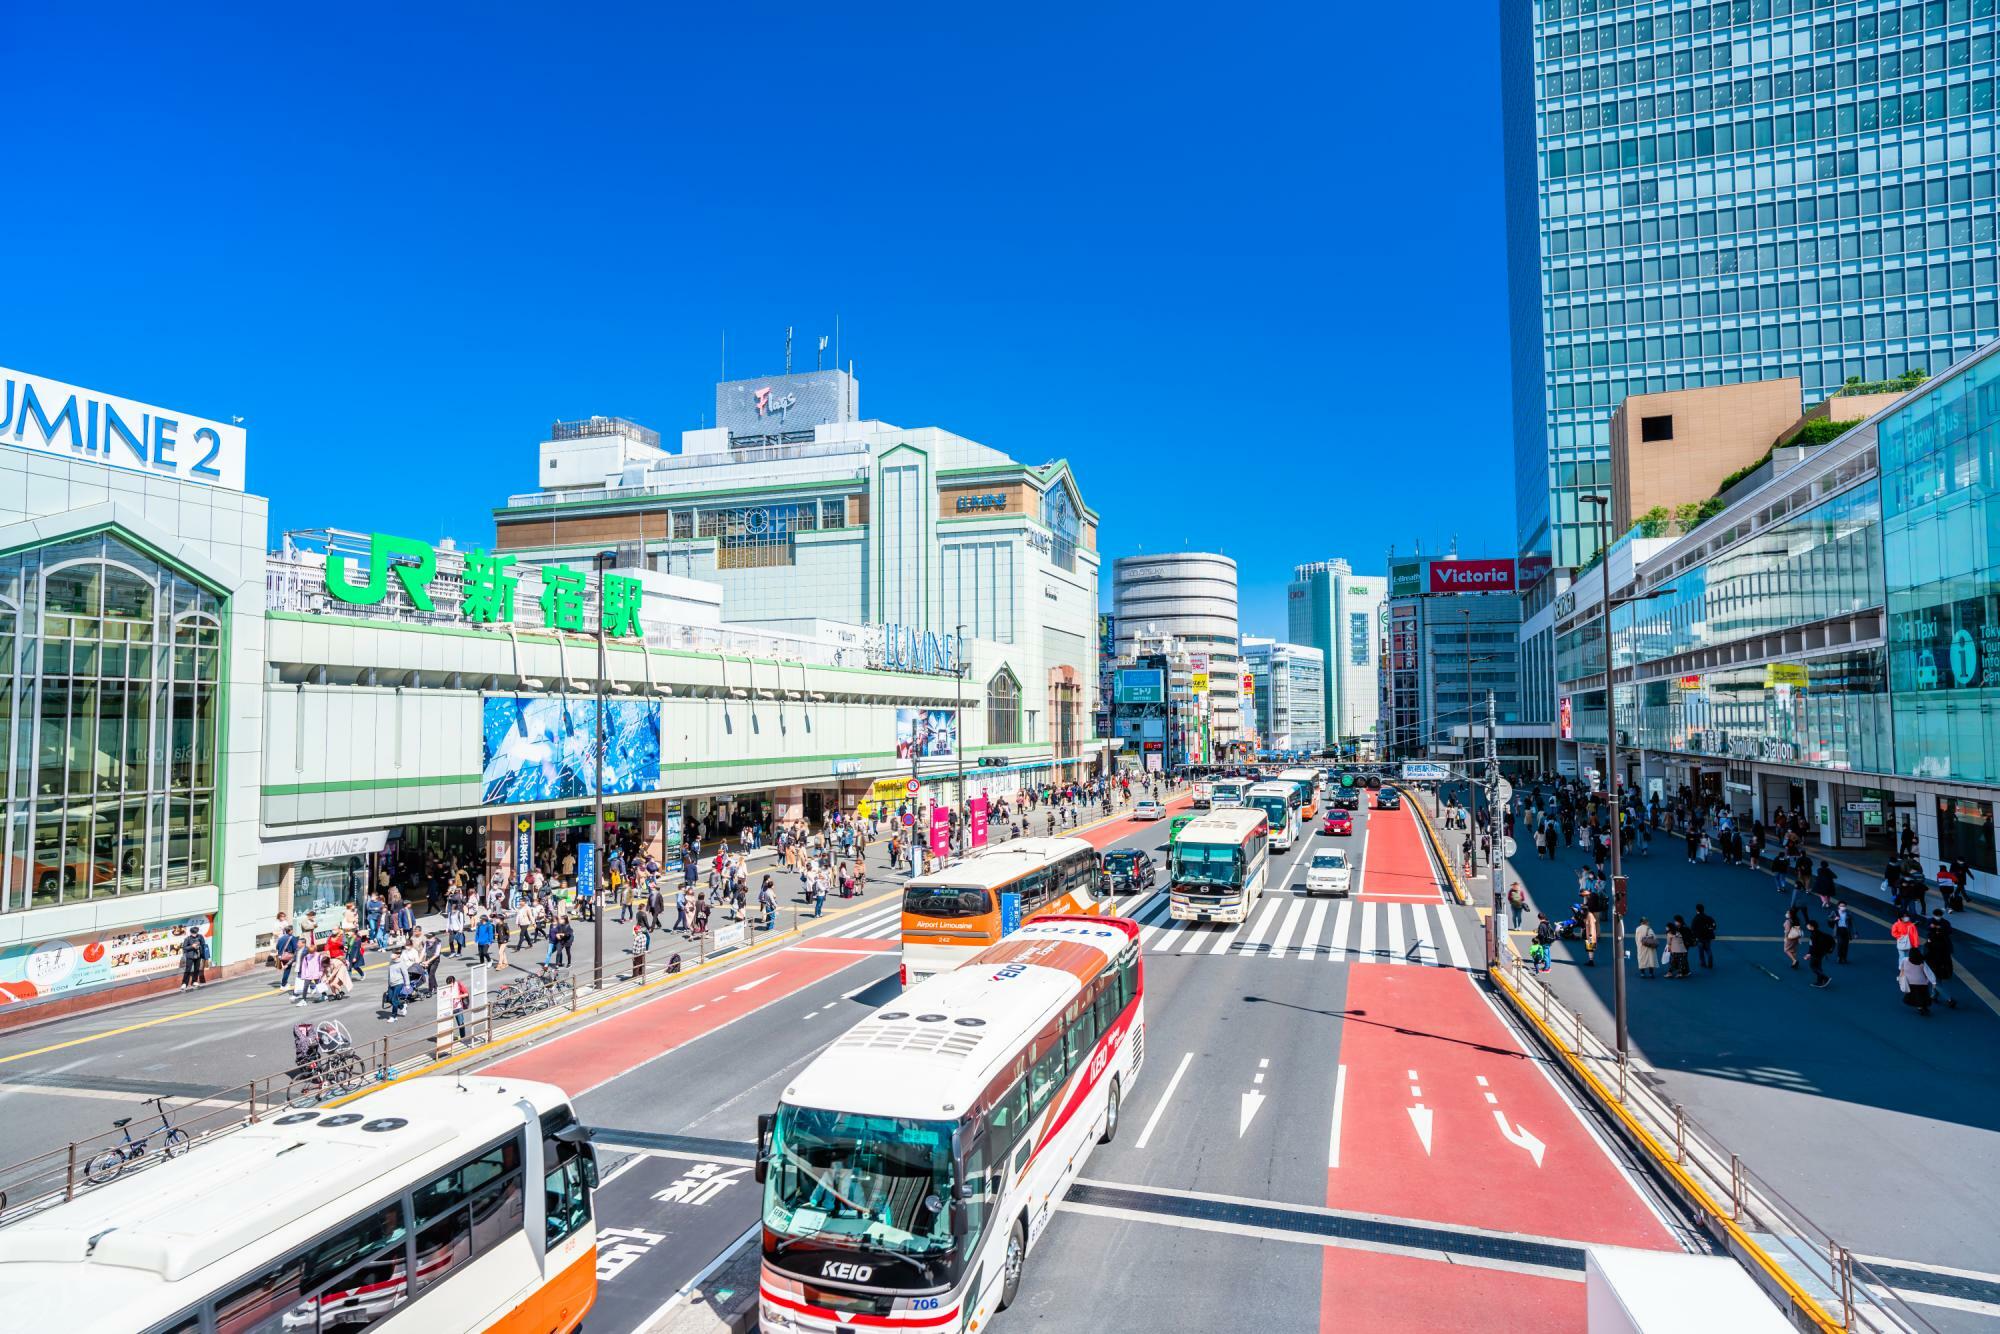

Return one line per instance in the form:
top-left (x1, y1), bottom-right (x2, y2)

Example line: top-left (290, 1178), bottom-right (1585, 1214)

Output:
top-left (1495, 789), bottom-right (2000, 1281)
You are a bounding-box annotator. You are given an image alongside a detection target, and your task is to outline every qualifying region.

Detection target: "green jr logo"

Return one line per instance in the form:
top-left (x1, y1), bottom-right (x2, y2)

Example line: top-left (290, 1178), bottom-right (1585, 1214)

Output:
top-left (324, 532), bottom-right (439, 611)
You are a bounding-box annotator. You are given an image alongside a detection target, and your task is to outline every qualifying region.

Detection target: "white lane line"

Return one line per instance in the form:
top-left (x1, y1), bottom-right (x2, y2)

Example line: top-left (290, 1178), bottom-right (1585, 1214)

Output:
top-left (1235, 898), bottom-right (1286, 956)
top-left (1435, 904), bottom-right (1474, 971)
top-left (1180, 919), bottom-right (1227, 954)
top-left (1359, 902), bottom-right (1379, 964)
top-left (1406, 906), bottom-right (1435, 967)
top-left (1386, 902), bottom-right (1407, 965)
top-left (1329, 1063), bottom-right (1348, 1168)
top-left (1298, 900), bottom-right (1330, 961)
top-left (1134, 1050), bottom-right (1195, 1150)
top-left (1150, 916), bottom-right (1192, 952)
top-left (1266, 899), bottom-right (1309, 960)
top-left (1329, 901), bottom-right (1353, 962)
top-left (630, 1222), bottom-right (760, 1327)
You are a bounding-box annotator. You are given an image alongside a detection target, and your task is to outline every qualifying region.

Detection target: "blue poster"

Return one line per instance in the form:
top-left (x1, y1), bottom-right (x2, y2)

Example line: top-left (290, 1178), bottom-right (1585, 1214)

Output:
top-left (1000, 892), bottom-right (1022, 937)
top-left (481, 696), bottom-right (662, 805)
top-left (576, 841), bottom-right (596, 900)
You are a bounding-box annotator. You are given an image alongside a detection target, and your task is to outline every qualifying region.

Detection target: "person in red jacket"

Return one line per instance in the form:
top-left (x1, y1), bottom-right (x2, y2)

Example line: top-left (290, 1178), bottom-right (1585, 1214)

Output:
top-left (1890, 912), bottom-right (1921, 978)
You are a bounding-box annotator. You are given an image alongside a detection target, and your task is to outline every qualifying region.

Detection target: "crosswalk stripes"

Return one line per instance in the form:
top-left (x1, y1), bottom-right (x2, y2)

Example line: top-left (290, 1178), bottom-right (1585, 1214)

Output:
top-left (1134, 893), bottom-right (1479, 969)
top-left (817, 893), bottom-right (1479, 971)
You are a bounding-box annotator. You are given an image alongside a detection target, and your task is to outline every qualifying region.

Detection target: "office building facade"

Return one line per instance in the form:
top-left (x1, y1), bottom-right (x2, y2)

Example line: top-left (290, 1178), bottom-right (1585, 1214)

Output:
top-left (1111, 553), bottom-right (1244, 750)
top-left (1286, 561), bottom-right (1385, 751)
top-left (1242, 638), bottom-right (1327, 755)
top-left (1503, 0), bottom-right (2000, 572)
top-left (1381, 558), bottom-right (1537, 773)
top-left (1554, 337), bottom-right (2000, 884)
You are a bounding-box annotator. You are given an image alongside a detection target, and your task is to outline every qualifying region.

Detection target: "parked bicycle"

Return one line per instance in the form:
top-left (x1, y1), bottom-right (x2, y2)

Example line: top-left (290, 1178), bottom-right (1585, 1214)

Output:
top-left (83, 1097), bottom-right (191, 1185)
top-left (491, 965), bottom-right (569, 1021)
top-left (286, 1019), bottom-right (368, 1108)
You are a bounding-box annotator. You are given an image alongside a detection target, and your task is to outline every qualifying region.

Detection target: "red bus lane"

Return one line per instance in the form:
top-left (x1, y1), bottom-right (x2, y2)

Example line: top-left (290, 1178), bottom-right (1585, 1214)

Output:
top-left (1357, 801), bottom-right (1448, 901)
top-left (486, 939), bottom-right (893, 1094)
top-left (1320, 801), bottom-right (1675, 1331)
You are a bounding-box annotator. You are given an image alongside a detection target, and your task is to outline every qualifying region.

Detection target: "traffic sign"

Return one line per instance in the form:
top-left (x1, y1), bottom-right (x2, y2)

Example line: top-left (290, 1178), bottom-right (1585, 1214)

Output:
top-left (1401, 761), bottom-right (1454, 781)
top-left (906, 778), bottom-right (920, 795)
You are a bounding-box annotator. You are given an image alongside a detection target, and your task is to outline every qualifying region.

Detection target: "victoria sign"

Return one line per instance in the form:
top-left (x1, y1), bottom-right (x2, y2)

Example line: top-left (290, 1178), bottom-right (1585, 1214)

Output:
top-left (1428, 559), bottom-right (1518, 594)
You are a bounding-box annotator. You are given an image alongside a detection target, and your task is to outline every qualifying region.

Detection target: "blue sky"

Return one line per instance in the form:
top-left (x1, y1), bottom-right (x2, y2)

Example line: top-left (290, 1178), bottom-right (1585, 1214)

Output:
top-left (9, 3), bottom-right (1514, 638)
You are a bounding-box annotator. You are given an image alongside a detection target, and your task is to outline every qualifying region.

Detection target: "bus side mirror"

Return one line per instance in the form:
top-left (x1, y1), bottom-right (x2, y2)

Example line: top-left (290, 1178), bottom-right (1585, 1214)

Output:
top-left (755, 1112), bottom-right (774, 1184)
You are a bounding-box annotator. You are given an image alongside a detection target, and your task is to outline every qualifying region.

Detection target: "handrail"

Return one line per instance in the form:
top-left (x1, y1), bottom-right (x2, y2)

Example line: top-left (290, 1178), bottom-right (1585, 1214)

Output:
top-left (1407, 790), bottom-right (1471, 905)
top-left (1486, 941), bottom-right (1933, 1333)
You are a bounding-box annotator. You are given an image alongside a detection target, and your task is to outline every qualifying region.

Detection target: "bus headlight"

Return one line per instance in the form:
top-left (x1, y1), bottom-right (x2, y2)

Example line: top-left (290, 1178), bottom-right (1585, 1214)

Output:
top-left (761, 1299), bottom-right (796, 1328)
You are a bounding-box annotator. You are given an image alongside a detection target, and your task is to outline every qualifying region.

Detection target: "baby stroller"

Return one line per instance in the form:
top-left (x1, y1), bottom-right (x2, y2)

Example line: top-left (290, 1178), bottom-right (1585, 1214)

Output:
top-left (287, 1019), bottom-right (366, 1106)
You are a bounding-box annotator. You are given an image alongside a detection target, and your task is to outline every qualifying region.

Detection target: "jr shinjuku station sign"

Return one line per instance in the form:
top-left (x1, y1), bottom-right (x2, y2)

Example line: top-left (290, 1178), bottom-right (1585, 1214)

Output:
top-left (323, 532), bottom-right (646, 637)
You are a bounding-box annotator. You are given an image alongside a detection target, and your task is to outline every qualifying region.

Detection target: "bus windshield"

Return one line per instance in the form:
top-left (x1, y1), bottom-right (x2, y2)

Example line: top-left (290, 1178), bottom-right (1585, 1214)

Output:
top-left (903, 886), bottom-right (992, 918)
top-left (763, 1107), bottom-right (957, 1255)
top-left (1249, 794), bottom-right (1288, 828)
top-left (1173, 842), bottom-right (1243, 886)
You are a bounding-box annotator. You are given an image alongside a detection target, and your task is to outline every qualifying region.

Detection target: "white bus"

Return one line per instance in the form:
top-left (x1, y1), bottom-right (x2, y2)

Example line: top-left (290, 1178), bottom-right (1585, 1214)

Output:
top-left (1168, 807), bottom-right (1271, 923)
top-left (1246, 781), bottom-right (1300, 851)
top-left (1279, 767), bottom-right (1323, 821)
top-left (1208, 777), bottom-right (1251, 809)
top-left (757, 915), bottom-right (1144, 1334)
top-left (901, 837), bottom-right (1109, 987)
top-left (0, 1076), bottom-right (600, 1334)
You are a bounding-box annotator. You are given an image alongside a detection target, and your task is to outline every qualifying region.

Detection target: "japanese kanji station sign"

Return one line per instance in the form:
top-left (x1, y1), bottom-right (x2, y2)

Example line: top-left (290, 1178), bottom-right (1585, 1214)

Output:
top-left (324, 532), bottom-right (645, 637)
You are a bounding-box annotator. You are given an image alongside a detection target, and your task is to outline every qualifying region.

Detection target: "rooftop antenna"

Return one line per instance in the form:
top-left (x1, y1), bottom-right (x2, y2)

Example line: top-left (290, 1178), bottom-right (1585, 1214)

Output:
top-left (785, 326), bottom-right (794, 374)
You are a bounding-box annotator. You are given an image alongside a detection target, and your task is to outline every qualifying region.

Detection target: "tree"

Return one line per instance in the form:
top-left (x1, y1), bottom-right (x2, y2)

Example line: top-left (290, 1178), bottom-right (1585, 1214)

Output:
top-left (1672, 501), bottom-right (1703, 533)
top-left (1637, 505), bottom-right (1674, 538)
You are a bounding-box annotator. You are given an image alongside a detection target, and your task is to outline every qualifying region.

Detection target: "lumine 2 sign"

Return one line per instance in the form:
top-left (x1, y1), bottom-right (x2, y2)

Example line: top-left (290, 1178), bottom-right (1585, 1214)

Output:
top-left (324, 532), bottom-right (645, 637)
top-left (1, 366), bottom-right (248, 491)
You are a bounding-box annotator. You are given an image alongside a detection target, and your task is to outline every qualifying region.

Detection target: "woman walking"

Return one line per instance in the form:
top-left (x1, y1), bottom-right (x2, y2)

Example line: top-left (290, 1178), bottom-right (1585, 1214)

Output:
top-left (474, 912), bottom-right (495, 966)
top-left (1783, 909), bottom-right (1804, 970)
top-left (1899, 945), bottom-right (1939, 1016)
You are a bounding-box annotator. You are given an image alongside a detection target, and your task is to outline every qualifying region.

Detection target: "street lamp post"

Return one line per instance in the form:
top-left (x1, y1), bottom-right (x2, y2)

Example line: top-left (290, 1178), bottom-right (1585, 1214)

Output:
top-left (1579, 496), bottom-right (1628, 1058)
top-left (590, 549), bottom-right (615, 992)
top-left (955, 623), bottom-right (967, 852)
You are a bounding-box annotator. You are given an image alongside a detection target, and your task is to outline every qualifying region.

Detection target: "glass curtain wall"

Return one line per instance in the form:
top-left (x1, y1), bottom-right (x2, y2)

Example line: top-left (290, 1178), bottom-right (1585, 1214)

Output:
top-left (0, 534), bottom-right (224, 912)
top-left (1881, 346), bottom-right (2000, 781)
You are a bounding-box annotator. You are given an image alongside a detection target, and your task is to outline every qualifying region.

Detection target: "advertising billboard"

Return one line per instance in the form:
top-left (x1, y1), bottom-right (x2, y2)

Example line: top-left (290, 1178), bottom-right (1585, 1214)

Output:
top-left (481, 697), bottom-right (663, 805)
top-left (1, 366), bottom-right (249, 493)
top-left (1115, 667), bottom-right (1166, 705)
top-left (1559, 695), bottom-right (1573, 740)
top-left (895, 708), bottom-right (958, 759)
top-left (0, 915), bottom-right (212, 1004)
top-left (1389, 559), bottom-right (1424, 599)
top-left (1428, 559), bottom-right (1519, 594)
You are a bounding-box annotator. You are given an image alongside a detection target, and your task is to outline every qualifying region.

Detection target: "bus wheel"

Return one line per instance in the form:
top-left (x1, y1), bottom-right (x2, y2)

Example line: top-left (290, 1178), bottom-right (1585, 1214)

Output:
top-left (998, 1217), bottom-right (1026, 1311)
top-left (1099, 1077), bottom-right (1121, 1144)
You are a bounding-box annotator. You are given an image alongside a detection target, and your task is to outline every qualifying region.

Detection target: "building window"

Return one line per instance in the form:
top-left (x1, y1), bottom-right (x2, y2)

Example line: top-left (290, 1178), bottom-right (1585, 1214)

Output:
top-left (987, 670), bottom-right (1021, 746)
top-left (1641, 414), bottom-right (1674, 442)
top-left (0, 534), bottom-right (225, 912)
top-left (1041, 486), bottom-right (1078, 572)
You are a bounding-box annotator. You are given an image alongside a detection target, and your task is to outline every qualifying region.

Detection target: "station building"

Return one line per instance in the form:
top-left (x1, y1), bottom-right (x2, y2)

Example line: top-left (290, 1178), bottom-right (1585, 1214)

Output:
top-left (1554, 339), bottom-right (2000, 889)
top-left (0, 364), bottom-right (1103, 1009)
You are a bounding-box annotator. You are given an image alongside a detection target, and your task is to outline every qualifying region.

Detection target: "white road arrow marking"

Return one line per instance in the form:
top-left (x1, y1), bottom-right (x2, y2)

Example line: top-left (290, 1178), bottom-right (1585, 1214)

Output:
top-left (1492, 1110), bottom-right (1546, 1167)
top-left (1239, 1090), bottom-right (1266, 1137)
top-left (731, 974), bottom-right (776, 994)
top-left (1407, 1103), bottom-right (1434, 1155)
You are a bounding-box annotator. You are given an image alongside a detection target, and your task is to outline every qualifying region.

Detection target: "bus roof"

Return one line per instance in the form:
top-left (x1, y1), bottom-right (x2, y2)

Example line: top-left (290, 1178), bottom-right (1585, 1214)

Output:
top-left (901, 837), bottom-right (1093, 894)
top-left (1246, 781), bottom-right (1294, 799)
top-left (0, 1077), bottom-right (568, 1330)
top-left (1279, 767), bottom-right (1320, 783)
top-left (781, 918), bottom-right (1135, 1123)
top-left (1172, 808), bottom-right (1267, 844)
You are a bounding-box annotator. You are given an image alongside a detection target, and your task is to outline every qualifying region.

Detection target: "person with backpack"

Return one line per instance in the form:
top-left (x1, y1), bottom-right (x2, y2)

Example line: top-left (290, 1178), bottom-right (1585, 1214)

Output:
top-left (1530, 914), bottom-right (1556, 974)
top-left (1691, 904), bottom-right (1717, 969)
top-left (178, 926), bottom-right (209, 990)
top-left (271, 923), bottom-right (301, 990)
top-left (474, 912), bottom-right (496, 966)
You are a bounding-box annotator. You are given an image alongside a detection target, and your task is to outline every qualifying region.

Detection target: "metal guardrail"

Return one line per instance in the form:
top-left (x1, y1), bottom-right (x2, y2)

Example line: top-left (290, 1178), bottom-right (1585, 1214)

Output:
top-left (1487, 944), bottom-right (1935, 1333)
top-left (1406, 789), bottom-right (1472, 906)
top-left (0, 911), bottom-right (820, 1224)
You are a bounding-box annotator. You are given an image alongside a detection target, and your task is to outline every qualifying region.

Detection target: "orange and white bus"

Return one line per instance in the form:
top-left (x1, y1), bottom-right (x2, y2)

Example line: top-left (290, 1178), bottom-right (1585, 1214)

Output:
top-left (757, 914), bottom-right (1144, 1334)
top-left (899, 836), bottom-right (1112, 987)
top-left (1280, 767), bottom-right (1321, 822)
top-left (0, 1076), bottom-right (599, 1334)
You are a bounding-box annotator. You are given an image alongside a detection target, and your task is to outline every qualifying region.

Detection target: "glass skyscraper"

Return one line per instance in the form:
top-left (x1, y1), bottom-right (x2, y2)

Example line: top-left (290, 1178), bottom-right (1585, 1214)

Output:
top-left (1503, 0), bottom-right (2000, 569)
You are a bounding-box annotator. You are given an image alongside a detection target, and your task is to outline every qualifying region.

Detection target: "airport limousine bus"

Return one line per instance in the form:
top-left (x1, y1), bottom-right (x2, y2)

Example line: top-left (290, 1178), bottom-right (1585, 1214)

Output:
top-left (1246, 780), bottom-right (1299, 852)
top-left (1280, 767), bottom-right (1322, 822)
top-left (1168, 807), bottom-right (1270, 923)
top-left (757, 915), bottom-right (1144, 1334)
top-left (0, 1076), bottom-right (600, 1334)
top-left (1208, 777), bottom-right (1251, 809)
top-left (901, 837), bottom-right (1110, 987)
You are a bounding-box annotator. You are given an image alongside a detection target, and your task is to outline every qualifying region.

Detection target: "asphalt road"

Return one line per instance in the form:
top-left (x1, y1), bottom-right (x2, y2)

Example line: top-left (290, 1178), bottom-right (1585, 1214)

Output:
top-left (387, 792), bottom-right (1706, 1333)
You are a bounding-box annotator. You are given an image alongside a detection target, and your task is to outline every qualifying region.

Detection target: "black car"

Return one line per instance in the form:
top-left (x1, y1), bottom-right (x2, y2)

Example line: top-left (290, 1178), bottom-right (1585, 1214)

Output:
top-left (1101, 849), bottom-right (1156, 895)
top-left (1334, 789), bottom-right (1361, 810)
top-left (1374, 787), bottom-right (1401, 810)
